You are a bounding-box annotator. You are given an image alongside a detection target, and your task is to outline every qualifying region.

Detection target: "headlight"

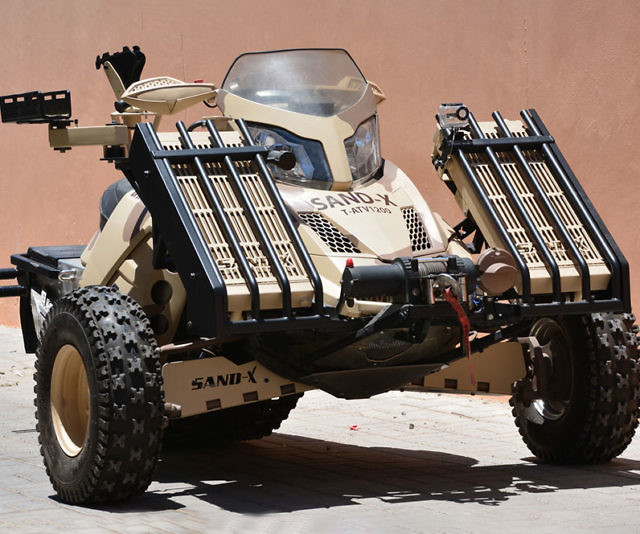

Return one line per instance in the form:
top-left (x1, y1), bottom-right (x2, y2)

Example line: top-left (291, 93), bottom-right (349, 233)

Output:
top-left (344, 116), bottom-right (381, 181)
top-left (247, 124), bottom-right (333, 190)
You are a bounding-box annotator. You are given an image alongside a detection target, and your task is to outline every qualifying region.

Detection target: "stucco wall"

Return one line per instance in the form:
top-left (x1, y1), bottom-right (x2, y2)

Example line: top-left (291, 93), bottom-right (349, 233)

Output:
top-left (0, 0), bottom-right (638, 325)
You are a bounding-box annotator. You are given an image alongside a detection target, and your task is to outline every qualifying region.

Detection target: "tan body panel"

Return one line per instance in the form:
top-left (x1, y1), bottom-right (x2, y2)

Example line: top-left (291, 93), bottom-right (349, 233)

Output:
top-left (281, 159), bottom-right (453, 316)
top-left (162, 356), bottom-right (311, 418)
top-left (80, 190), bottom-right (186, 346)
top-left (420, 341), bottom-right (526, 395)
top-left (79, 179), bottom-right (314, 407)
top-left (218, 86), bottom-right (377, 191)
top-left (48, 124), bottom-right (130, 150)
top-left (107, 236), bottom-right (186, 347)
top-left (80, 190), bottom-right (150, 285)
top-left (282, 160), bottom-right (446, 259)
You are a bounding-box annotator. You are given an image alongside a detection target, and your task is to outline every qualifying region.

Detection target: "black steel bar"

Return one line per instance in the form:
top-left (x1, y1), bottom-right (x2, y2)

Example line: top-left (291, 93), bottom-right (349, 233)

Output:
top-left (506, 298), bottom-right (625, 316)
top-left (455, 149), bottom-right (532, 301)
top-left (0, 268), bottom-right (18, 280)
top-left (16, 270), bottom-right (37, 352)
top-left (204, 119), bottom-right (293, 318)
top-left (468, 112), bottom-right (561, 301)
top-left (10, 254), bottom-right (59, 278)
top-left (174, 121), bottom-right (262, 320)
top-left (236, 118), bottom-right (325, 315)
top-left (0, 285), bottom-right (25, 297)
top-left (430, 322), bottom-right (530, 365)
top-left (449, 135), bottom-right (554, 152)
top-left (492, 111), bottom-right (592, 301)
top-left (142, 123), bottom-right (230, 333)
top-left (226, 314), bottom-right (353, 335)
top-left (521, 109), bottom-right (627, 307)
top-left (151, 145), bottom-right (269, 163)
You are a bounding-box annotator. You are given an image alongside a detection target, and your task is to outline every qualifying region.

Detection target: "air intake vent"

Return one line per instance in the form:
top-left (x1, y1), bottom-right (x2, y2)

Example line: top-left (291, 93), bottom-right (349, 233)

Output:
top-left (402, 208), bottom-right (431, 252)
top-left (298, 212), bottom-right (360, 254)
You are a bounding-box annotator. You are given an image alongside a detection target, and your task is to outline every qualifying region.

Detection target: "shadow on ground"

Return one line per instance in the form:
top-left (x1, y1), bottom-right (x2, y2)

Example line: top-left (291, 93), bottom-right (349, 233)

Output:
top-left (99, 432), bottom-right (640, 514)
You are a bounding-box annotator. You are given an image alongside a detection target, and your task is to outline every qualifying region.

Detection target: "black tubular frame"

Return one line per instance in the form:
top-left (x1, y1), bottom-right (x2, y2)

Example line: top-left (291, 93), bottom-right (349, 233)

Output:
top-left (441, 108), bottom-right (630, 314)
top-left (491, 111), bottom-right (591, 301)
top-left (235, 118), bottom-right (325, 315)
top-left (522, 109), bottom-right (629, 309)
top-left (173, 121), bottom-right (262, 320)
top-left (126, 118), bottom-right (329, 338)
top-left (202, 120), bottom-right (293, 318)
top-left (454, 136), bottom-right (533, 302)
top-left (468, 112), bottom-right (562, 302)
top-left (0, 268), bottom-right (24, 298)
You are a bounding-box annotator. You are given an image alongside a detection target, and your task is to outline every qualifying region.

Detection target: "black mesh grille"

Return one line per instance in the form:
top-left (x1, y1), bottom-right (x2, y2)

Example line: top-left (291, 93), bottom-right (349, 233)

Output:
top-left (402, 208), bottom-right (431, 252)
top-left (298, 212), bottom-right (360, 254)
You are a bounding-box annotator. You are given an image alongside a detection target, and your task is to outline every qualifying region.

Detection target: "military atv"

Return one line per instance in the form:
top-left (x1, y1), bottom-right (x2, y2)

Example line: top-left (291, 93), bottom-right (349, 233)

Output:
top-left (0, 46), bottom-right (637, 504)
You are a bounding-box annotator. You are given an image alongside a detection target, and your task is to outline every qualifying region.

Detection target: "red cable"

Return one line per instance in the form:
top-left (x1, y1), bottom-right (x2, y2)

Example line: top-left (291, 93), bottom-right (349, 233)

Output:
top-left (443, 287), bottom-right (476, 385)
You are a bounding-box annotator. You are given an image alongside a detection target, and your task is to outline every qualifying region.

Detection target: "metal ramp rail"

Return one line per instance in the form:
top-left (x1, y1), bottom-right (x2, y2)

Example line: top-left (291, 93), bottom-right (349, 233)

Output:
top-left (126, 118), bottom-right (330, 338)
top-left (435, 107), bottom-right (630, 316)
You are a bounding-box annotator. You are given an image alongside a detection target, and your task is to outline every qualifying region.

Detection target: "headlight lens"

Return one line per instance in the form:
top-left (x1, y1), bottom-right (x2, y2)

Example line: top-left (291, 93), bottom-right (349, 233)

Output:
top-left (247, 124), bottom-right (333, 190)
top-left (344, 116), bottom-right (381, 182)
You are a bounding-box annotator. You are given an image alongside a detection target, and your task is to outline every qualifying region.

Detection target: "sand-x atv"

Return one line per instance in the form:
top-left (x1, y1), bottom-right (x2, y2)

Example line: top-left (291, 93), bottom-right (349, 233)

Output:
top-left (0, 46), bottom-right (637, 504)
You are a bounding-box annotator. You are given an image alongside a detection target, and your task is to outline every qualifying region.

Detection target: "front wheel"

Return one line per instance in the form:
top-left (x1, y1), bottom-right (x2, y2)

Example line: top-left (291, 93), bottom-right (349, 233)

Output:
top-left (35, 286), bottom-right (164, 504)
top-left (510, 313), bottom-right (640, 464)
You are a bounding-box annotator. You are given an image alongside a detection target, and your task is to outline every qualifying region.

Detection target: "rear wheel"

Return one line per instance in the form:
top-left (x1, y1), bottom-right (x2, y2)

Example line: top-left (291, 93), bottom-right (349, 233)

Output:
top-left (510, 313), bottom-right (640, 463)
top-left (35, 286), bottom-right (164, 504)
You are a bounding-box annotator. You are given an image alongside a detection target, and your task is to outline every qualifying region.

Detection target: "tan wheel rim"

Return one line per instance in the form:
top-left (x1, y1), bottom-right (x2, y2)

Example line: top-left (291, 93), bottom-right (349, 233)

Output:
top-left (50, 345), bottom-right (90, 457)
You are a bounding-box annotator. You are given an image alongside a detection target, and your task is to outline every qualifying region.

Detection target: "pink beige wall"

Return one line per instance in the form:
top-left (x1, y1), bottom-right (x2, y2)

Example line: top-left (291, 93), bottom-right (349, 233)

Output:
top-left (0, 1), bottom-right (638, 325)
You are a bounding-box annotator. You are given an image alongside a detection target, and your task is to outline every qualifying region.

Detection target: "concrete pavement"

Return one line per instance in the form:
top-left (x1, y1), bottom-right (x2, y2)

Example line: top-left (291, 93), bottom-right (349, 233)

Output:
top-left (2, 325), bottom-right (640, 533)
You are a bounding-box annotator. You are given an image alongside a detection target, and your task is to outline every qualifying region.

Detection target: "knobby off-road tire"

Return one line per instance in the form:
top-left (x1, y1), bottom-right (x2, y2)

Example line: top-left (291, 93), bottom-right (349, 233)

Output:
top-left (35, 286), bottom-right (164, 504)
top-left (510, 313), bottom-right (639, 464)
top-left (164, 394), bottom-right (302, 449)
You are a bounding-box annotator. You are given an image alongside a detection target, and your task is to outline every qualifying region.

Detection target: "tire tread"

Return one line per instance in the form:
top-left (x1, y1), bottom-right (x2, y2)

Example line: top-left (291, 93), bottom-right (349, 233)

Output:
top-left (510, 312), bottom-right (639, 464)
top-left (35, 285), bottom-right (164, 504)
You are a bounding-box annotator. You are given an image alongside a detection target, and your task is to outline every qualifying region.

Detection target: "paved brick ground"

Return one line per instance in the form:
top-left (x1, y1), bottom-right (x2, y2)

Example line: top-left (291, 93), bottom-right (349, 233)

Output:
top-left (2, 325), bottom-right (640, 532)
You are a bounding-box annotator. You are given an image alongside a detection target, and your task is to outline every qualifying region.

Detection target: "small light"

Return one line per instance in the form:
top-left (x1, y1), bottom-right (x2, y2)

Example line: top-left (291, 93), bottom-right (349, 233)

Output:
top-left (346, 258), bottom-right (354, 268)
top-left (193, 79), bottom-right (204, 83)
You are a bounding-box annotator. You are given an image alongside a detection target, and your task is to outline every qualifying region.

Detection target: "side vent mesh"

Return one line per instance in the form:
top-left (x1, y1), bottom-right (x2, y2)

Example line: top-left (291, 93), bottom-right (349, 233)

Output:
top-left (298, 212), bottom-right (360, 254)
top-left (402, 208), bottom-right (431, 252)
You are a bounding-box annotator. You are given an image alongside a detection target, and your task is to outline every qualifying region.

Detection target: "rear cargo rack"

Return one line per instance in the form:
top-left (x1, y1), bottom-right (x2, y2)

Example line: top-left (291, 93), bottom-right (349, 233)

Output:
top-left (126, 118), bottom-right (330, 338)
top-left (435, 108), bottom-right (629, 315)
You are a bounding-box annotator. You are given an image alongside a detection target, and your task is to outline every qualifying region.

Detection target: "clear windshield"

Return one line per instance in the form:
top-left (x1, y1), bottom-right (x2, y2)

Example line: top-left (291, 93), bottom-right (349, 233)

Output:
top-left (222, 49), bottom-right (367, 117)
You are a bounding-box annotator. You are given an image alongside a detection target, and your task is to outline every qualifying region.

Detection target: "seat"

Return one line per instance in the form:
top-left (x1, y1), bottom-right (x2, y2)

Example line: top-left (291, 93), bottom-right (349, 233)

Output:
top-left (99, 178), bottom-right (133, 230)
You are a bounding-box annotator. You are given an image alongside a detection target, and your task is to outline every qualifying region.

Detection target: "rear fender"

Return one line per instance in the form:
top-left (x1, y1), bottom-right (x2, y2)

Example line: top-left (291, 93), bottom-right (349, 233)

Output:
top-left (80, 189), bottom-right (150, 285)
top-left (80, 189), bottom-right (186, 345)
